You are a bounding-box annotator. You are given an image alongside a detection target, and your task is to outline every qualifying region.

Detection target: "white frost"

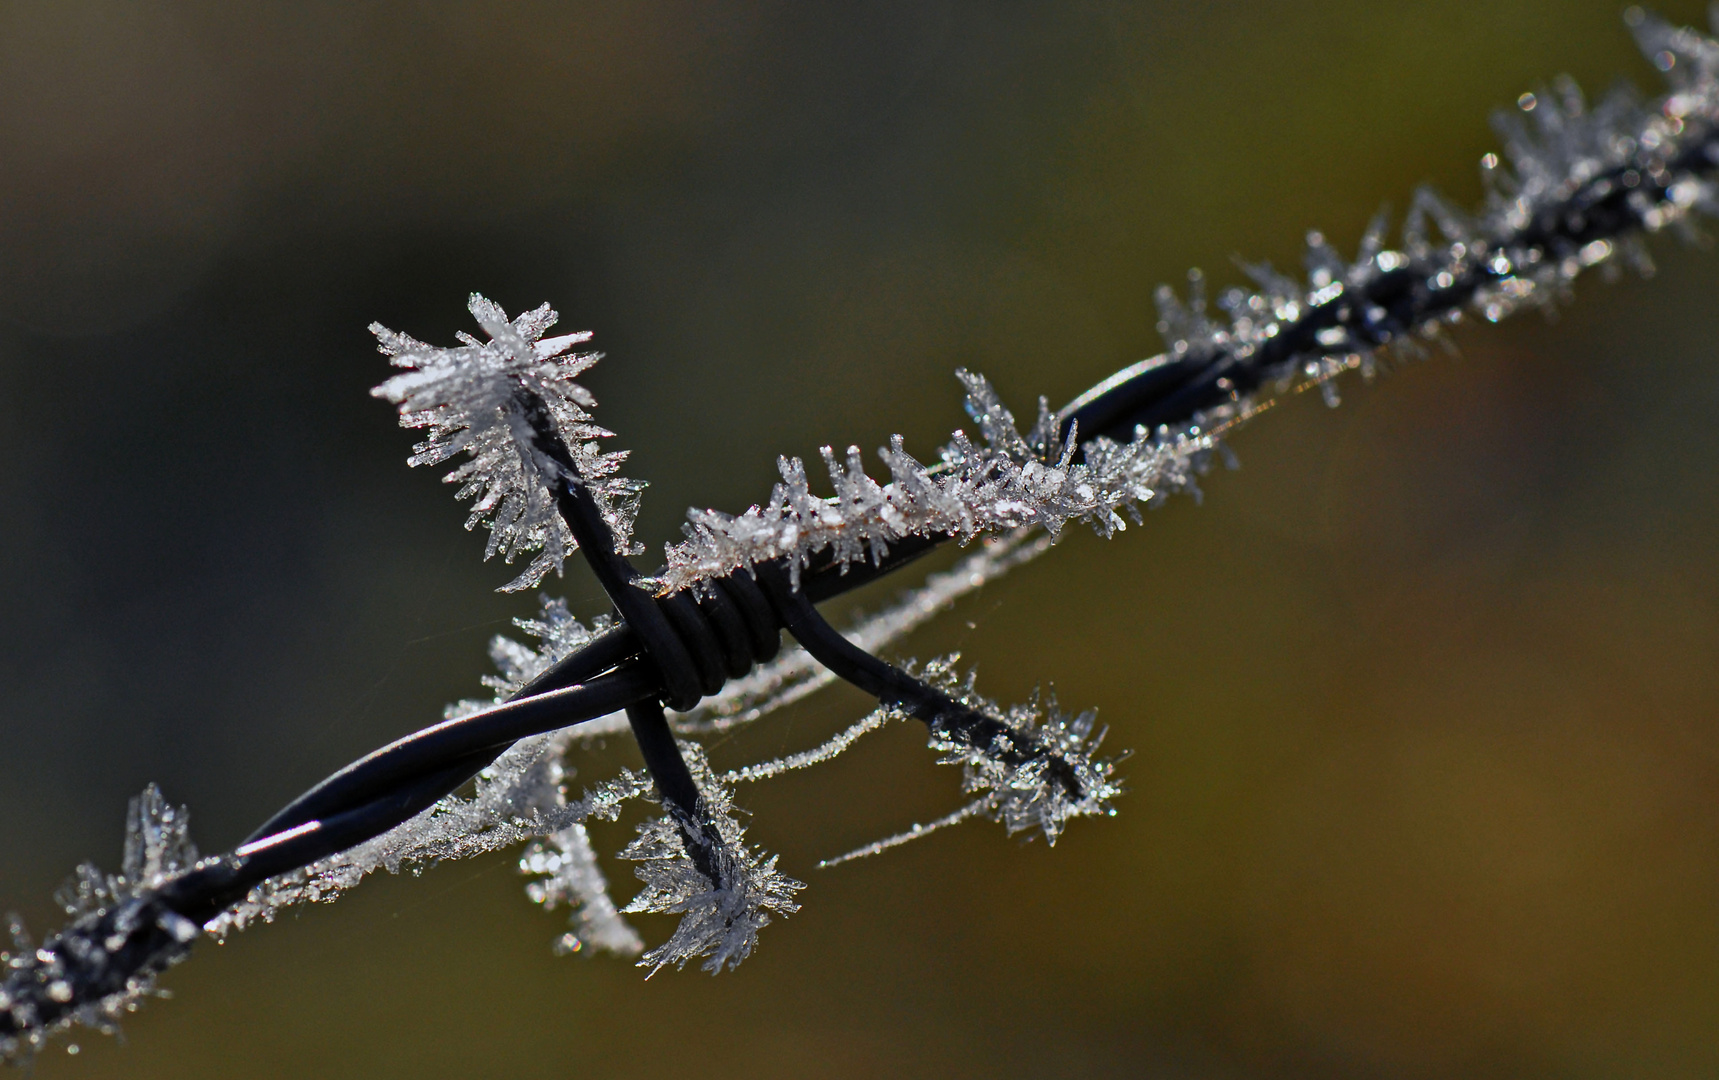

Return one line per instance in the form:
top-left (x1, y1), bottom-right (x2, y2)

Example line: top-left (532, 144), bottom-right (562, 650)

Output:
top-left (660, 375), bottom-right (1216, 593)
top-left (2, 786), bottom-right (203, 1064)
top-left (620, 746), bottom-right (804, 976)
top-left (371, 293), bottom-right (645, 592)
top-left (819, 657), bottom-right (1125, 867)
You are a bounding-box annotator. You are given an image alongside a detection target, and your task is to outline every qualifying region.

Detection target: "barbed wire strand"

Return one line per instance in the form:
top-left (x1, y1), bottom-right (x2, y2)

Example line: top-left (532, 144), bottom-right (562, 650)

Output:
top-left (7, 5), bottom-right (1719, 1061)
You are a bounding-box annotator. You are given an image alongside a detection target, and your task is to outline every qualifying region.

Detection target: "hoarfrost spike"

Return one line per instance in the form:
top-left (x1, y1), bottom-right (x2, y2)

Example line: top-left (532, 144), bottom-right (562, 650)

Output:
top-left (370, 294), bottom-right (645, 591)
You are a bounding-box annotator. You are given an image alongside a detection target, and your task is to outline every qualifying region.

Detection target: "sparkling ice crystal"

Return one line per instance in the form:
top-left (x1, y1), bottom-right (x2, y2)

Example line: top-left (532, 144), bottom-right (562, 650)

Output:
top-left (16, 7), bottom-right (1719, 1060)
top-left (620, 746), bottom-right (804, 976)
top-left (2, 786), bottom-right (203, 1064)
top-left (660, 369), bottom-right (1217, 593)
top-left (371, 294), bottom-right (645, 591)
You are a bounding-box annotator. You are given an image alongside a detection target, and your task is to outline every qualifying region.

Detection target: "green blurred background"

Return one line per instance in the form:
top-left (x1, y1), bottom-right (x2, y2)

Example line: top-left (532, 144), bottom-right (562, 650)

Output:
top-left (3, 1), bottom-right (1718, 1076)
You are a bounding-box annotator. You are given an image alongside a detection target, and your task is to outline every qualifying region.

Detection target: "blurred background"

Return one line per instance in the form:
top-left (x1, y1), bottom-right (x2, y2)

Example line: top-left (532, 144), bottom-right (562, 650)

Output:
top-left (2, 1), bottom-right (1718, 1076)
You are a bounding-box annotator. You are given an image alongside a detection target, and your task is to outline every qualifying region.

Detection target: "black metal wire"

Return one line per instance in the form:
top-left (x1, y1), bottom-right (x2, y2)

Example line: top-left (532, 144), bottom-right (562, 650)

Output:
top-left (624, 699), bottom-right (727, 884)
top-left (245, 664), bottom-right (660, 844)
top-left (755, 561), bottom-right (1082, 795)
top-left (9, 68), bottom-right (1719, 1048)
top-left (1060, 140), bottom-right (1719, 447)
top-left (153, 122), bottom-right (1719, 922)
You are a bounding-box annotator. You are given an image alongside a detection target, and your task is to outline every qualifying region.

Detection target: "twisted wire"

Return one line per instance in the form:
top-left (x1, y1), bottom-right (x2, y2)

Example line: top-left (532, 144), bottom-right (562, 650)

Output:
top-left (141, 77), bottom-right (1719, 903)
top-left (9, 12), bottom-right (1719, 1052)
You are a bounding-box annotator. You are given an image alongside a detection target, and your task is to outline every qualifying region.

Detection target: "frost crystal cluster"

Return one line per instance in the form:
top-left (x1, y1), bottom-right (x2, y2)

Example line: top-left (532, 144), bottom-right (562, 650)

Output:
top-left (660, 371), bottom-right (1217, 593)
top-left (10, 7), bottom-right (1719, 1065)
top-left (919, 658), bottom-right (1122, 844)
top-left (1, 787), bottom-right (202, 1064)
top-left (619, 746), bottom-right (805, 975)
top-left (371, 293), bottom-right (645, 591)
top-left (817, 659), bottom-right (1125, 868)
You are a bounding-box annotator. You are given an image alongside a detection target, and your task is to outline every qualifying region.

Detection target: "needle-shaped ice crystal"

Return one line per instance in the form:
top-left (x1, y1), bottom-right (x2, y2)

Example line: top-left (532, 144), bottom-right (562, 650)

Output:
top-left (1, 786), bottom-right (203, 1065)
top-left (371, 294), bottom-right (645, 591)
top-left (660, 369), bottom-right (1218, 592)
top-left (820, 658), bottom-right (1124, 868)
top-left (520, 824), bottom-right (644, 958)
top-left (620, 747), bottom-right (804, 975)
top-left (922, 657), bottom-right (1123, 844)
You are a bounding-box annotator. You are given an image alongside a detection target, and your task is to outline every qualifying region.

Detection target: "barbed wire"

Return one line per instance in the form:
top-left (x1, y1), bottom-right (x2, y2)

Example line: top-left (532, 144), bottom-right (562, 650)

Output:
top-left (6, 5), bottom-right (1719, 1063)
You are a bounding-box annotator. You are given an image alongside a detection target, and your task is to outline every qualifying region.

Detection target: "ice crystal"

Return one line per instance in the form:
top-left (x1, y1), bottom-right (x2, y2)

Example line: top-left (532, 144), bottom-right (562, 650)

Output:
top-left (819, 802), bottom-right (984, 868)
top-left (371, 293), bottom-right (645, 592)
top-left (819, 658), bottom-right (1124, 868)
top-left (924, 663), bottom-right (1123, 845)
top-left (620, 746), bottom-right (804, 975)
top-left (520, 824), bottom-right (644, 957)
top-left (1, 786), bottom-right (203, 1064)
top-left (445, 594), bottom-right (613, 720)
top-left (721, 706), bottom-right (903, 784)
top-left (660, 370), bottom-right (1216, 592)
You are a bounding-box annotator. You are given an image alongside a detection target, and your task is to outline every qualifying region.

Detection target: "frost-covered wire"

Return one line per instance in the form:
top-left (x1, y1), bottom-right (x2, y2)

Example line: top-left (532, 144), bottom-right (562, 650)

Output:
top-left (371, 293), bottom-right (645, 590)
top-left (915, 657), bottom-right (1123, 846)
top-left (818, 802), bottom-right (985, 869)
top-left (659, 377), bottom-right (1215, 593)
top-left (619, 746), bottom-right (804, 975)
top-left (1, 788), bottom-right (202, 1062)
top-left (9, 7), bottom-right (1719, 1064)
top-left (722, 707), bottom-right (903, 784)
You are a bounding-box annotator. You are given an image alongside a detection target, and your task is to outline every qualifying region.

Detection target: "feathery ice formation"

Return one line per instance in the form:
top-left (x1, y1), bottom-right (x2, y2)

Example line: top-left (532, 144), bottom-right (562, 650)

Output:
top-left (660, 7), bottom-right (1719, 595)
top-left (9, 6), bottom-right (1719, 1066)
top-left (1, 788), bottom-right (203, 1063)
top-left (371, 294), bottom-right (645, 591)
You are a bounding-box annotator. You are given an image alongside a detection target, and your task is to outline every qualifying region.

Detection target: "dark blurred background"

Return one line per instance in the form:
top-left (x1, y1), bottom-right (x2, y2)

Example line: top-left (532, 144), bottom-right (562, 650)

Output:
top-left (3, 2), bottom-right (1718, 1076)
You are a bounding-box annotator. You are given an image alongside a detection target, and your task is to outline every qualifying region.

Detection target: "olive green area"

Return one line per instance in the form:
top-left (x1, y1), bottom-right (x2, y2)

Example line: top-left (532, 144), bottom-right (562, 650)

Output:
top-left (2, 2), bottom-right (1718, 1077)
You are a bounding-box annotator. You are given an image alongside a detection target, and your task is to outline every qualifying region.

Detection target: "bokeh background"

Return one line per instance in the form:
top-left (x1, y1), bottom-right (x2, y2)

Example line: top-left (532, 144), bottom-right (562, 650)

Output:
top-left (3, 1), bottom-right (1718, 1076)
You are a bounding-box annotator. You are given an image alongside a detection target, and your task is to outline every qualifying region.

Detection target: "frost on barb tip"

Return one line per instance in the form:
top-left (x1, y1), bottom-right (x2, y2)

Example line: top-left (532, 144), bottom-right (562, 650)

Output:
top-left (2, 786), bottom-right (204, 1064)
top-left (371, 294), bottom-right (645, 592)
top-left (922, 658), bottom-right (1124, 845)
top-left (620, 746), bottom-right (804, 975)
top-left (822, 658), bottom-right (1125, 868)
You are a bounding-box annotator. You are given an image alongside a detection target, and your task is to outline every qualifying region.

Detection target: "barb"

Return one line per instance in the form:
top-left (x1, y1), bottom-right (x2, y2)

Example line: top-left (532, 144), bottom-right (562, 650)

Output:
top-left (371, 293), bottom-right (644, 591)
